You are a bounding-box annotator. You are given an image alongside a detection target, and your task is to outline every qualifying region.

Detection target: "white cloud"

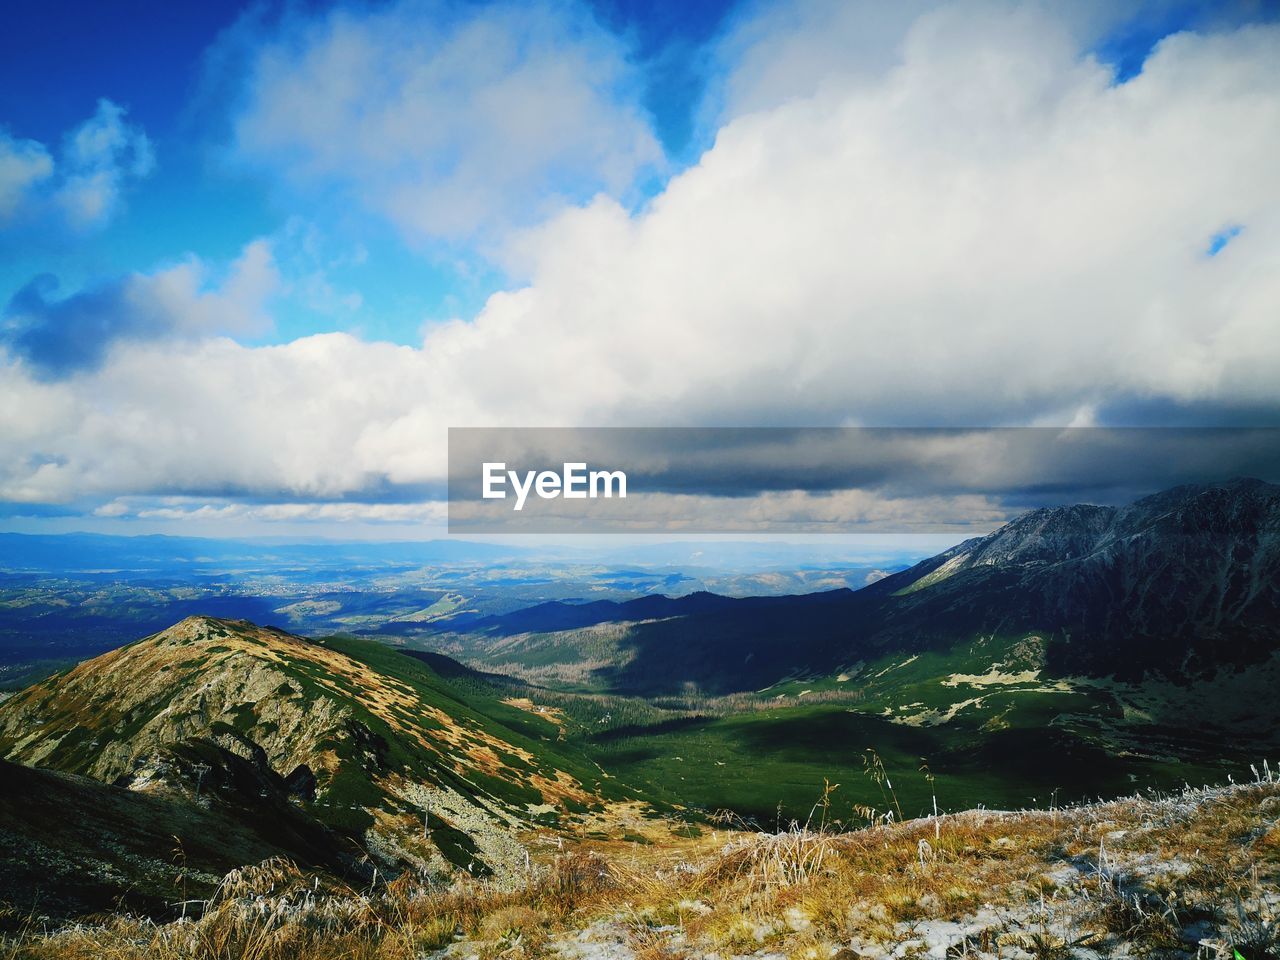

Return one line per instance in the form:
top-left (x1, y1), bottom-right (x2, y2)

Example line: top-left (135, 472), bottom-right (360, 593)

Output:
top-left (0, 100), bottom-right (153, 233)
top-left (0, 333), bottom-right (425, 502)
top-left (2, 4), bottom-right (1280, 512)
top-left (54, 99), bottom-right (155, 231)
top-left (478, 9), bottom-right (1280, 427)
top-left (230, 0), bottom-right (662, 244)
top-left (0, 132), bottom-right (53, 221)
top-left (707, 0), bottom-right (1266, 123)
top-left (137, 238), bottom-right (278, 339)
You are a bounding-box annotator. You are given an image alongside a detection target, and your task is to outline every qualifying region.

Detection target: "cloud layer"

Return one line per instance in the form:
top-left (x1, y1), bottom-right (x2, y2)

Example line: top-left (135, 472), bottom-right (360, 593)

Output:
top-left (2, 2), bottom-right (1279, 527)
top-left (230, 0), bottom-right (662, 244)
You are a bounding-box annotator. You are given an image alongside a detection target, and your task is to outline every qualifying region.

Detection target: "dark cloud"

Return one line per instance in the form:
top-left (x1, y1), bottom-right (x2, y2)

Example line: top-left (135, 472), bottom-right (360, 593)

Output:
top-left (1, 274), bottom-right (164, 378)
top-left (1, 240), bottom-right (275, 379)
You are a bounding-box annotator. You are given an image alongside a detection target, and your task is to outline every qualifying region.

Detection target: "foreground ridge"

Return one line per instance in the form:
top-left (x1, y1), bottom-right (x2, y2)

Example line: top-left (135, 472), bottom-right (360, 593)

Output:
top-left (4, 777), bottom-right (1277, 960)
top-left (0, 616), bottom-right (632, 893)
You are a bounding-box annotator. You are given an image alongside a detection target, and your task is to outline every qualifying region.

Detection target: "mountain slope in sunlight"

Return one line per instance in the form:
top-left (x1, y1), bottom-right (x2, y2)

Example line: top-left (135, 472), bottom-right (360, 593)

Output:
top-left (0, 616), bottom-right (635, 880)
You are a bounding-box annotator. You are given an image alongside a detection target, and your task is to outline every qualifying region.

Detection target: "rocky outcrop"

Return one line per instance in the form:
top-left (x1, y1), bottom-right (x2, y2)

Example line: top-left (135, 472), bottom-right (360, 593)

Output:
top-left (871, 478), bottom-right (1280, 678)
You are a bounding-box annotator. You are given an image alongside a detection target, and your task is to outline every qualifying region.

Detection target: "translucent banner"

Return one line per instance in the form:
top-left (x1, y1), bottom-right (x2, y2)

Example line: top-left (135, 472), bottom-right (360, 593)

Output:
top-left (447, 427), bottom-right (1280, 533)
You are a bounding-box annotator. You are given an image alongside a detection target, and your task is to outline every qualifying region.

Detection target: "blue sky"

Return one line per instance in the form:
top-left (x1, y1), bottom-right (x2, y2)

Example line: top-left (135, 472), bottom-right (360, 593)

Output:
top-left (0, 0), bottom-right (745, 348)
top-left (1, 0), bottom-right (1278, 538)
top-left (1, 0), bottom-right (1253, 347)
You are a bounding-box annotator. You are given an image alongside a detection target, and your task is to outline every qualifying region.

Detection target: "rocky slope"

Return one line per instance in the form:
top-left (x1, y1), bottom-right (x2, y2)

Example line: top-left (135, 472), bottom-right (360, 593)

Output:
top-left (866, 477), bottom-right (1280, 678)
top-left (0, 616), bottom-right (630, 881)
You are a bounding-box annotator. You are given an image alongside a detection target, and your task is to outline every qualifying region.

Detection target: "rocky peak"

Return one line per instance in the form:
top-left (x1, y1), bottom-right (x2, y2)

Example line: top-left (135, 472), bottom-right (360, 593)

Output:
top-left (947, 478), bottom-right (1280, 574)
top-left (960, 502), bottom-right (1117, 568)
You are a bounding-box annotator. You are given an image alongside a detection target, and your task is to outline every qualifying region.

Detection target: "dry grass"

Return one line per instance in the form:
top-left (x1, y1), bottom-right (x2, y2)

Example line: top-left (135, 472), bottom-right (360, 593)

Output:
top-left (0, 851), bottom-right (620, 960)
top-left (4, 781), bottom-right (1278, 960)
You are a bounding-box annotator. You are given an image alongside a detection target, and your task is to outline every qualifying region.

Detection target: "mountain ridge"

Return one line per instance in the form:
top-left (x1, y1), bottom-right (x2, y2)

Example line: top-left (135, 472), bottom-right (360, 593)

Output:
top-left (420, 478), bottom-right (1280, 693)
top-left (0, 616), bottom-right (636, 881)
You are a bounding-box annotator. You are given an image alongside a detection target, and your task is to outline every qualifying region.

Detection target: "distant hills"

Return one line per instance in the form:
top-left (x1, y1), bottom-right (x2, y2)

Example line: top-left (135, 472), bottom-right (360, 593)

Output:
top-left (0, 533), bottom-right (523, 577)
top-left (0, 531), bottom-right (913, 679)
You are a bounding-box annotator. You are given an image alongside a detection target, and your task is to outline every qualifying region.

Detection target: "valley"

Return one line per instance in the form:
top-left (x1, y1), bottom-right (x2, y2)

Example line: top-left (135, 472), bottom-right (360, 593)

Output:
top-left (398, 479), bottom-right (1280, 820)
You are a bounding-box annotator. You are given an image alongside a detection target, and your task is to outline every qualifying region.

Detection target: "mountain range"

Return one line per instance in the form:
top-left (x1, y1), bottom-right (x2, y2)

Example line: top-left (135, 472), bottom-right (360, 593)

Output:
top-left (423, 478), bottom-right (1280, 694)
top-left (2, 478), bottom-right (1278, 919)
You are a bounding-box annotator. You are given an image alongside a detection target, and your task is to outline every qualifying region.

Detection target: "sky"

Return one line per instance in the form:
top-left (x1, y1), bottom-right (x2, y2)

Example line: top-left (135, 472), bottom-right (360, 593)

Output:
top-left (1, 0), bottom-right (1278, 540)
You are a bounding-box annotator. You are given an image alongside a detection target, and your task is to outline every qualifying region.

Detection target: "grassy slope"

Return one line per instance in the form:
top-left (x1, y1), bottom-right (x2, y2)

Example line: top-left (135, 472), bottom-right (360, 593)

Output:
top-left (413, 615), bottom-right (1277, 826)
top-left (581, 699), bottom-right (1237, 824)
top-left (3, 613), bottom-right (1270, 908)
top-left (318, 635), bottom-right (632, 812)
top-left (0, 619), bottom-right (667, 885)
top-left (0, 621), bottom-right (627, 824)
top-left (0, 759), bottom-right (361, 921)
top-left (426, 630), bottom-right (1270, 825)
